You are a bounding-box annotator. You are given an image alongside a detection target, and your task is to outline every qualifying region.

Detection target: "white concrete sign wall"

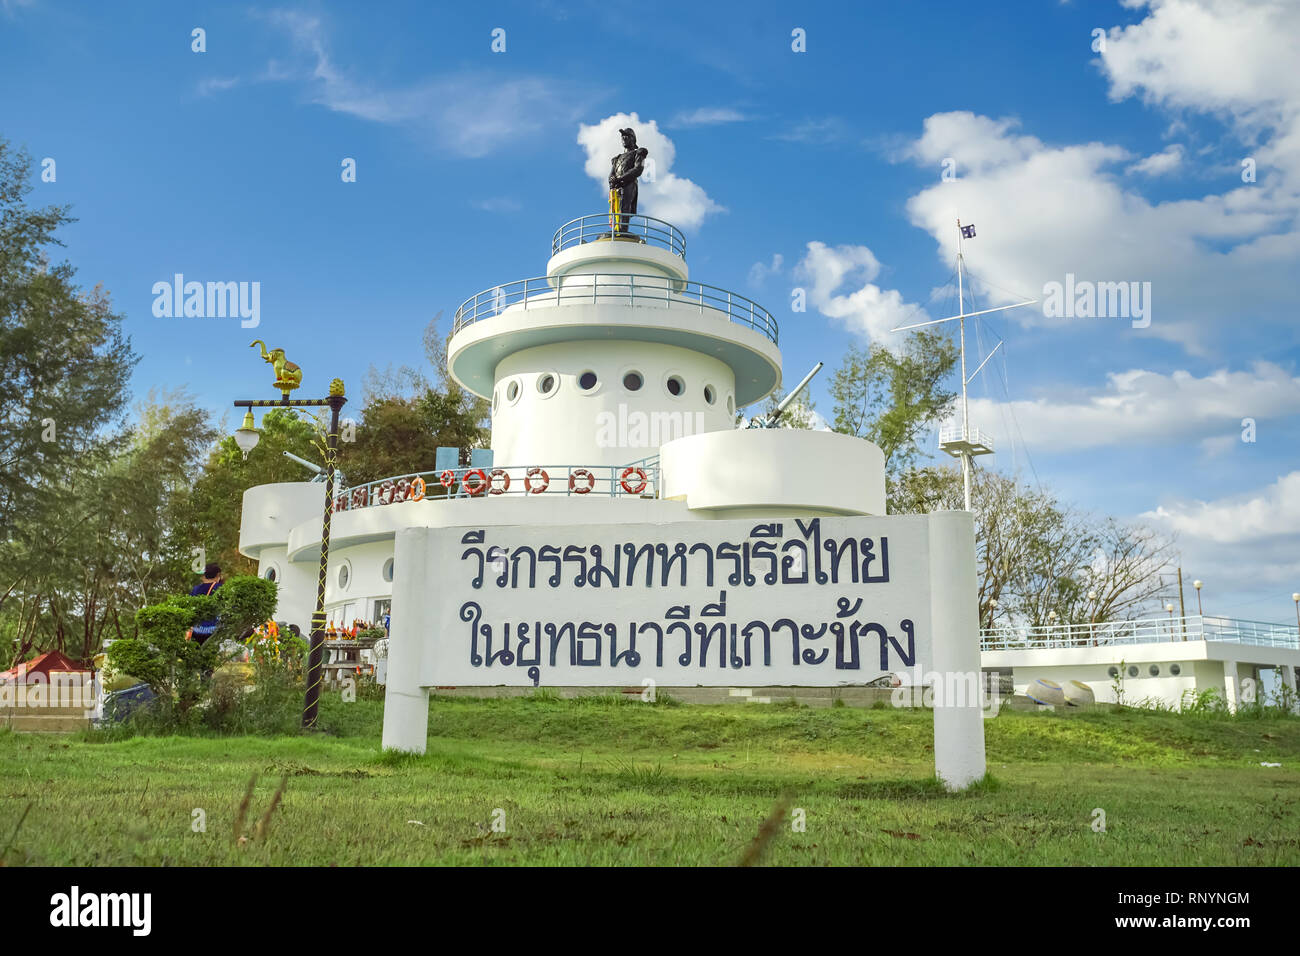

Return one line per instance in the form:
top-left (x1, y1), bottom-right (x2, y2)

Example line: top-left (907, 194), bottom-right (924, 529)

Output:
top-left (382, 511), bottom-right (986, 789)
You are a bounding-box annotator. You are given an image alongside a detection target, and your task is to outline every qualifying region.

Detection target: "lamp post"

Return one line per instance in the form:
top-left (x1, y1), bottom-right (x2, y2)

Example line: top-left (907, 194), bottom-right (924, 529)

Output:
top-left (1193, 579), bottom-right (1203, 617)
top-left (1165, 602), bottom-right (1175, 640)
top-left (233, 363), bottom-right (346, 731)
top-left (1047, 609), bottom-right (1058, 648)
top-left (1293, 593), bottom-right (1299, 637)
top-left (1087, 590), bottom-right (1098, 646)
top-left (986, 596), bottom-right (997, 630)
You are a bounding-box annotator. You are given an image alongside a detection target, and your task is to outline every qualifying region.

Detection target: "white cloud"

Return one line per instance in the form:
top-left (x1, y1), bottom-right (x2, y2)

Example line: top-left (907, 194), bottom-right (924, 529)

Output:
top-left (967, 362), bottom-right (1300, 452)
top-left (772, 117), bottom-right (852, 144)
top-left (902, 108), bottom-right (1298, 350)
top-left (196, 76), bottom-right (241, 96)
top-left (472, 197), bottom-right (522, 213)
top-left (243, 11), bottom-right (591, 158)
top-left (1139, 472), bottom-right (1300, 614)
top-left (1127, 143), bottom-right (1184, 176)
top-left (1142, 471), bottom-right (1300, 545)
top-left (577, 113), bottom-right (723, 230)
top-left (672, 107), bottom-right (748, 127)
top-left (748, 253), bottom-right (783, 286)
top-left (794, 242), bottom-right (927, 343)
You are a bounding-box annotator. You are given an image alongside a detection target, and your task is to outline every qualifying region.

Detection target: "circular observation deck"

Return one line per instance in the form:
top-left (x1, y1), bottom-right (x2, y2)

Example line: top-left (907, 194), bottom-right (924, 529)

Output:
top-left (448, 215), bottom-right (783, 408)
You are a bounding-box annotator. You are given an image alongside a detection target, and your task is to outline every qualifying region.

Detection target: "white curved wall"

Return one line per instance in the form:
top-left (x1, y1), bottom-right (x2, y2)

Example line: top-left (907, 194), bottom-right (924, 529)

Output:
top-left (490, 340), bottom-right (737, 469)
top-left (239, 482), bottom-right (322, 559)
top-left (324, 540), bottom-right (395, 626)
top-left (256, 545), bottom-right (318, 635)
top-left (660, 428), bottom-right (887, 517)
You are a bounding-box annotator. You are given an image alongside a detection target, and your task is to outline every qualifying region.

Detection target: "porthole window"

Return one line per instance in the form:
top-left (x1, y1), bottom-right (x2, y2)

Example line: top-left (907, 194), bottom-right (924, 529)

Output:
top-left (1127, 665), bottom-right (1139, 678)
top-left (1107, 666), bottom-right (1120, 679)
top-left (382, 557), bottom-right (394, 583)
top-left (1169, 663), bottom-right (1182, 676)
top-left (726, 394), bottom-right (735, 416)
top-left (537, 373), bottom-right (557, 396)
top-left (1148, 664), bottom-right (1161, 677)
top-left (492, 390), bottom-right (499, 413)
top-left (623, 371), bottom-right (643, 392)
top-left (665, 374), bottom-right (684, 397)
top-left (263, 566), bottom-right (277, 583)
top-left (703, 385), bottom-right (716, 405)
top-left (506, 380), bottom-right (520, 403)
top-left (579, 370), bottom-right (598, 391)
top-left (337, 563), bottom-right (351, 591)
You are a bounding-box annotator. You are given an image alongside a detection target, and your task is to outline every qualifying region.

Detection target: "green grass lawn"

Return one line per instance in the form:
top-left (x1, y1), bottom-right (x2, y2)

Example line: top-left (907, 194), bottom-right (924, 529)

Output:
top-left (2, 693), bottom-right (1298, 865)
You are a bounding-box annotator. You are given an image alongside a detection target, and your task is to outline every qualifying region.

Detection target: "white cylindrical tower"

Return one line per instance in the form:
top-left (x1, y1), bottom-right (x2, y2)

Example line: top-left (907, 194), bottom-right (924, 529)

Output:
top-left (448, 214), bottom-right (782, 470)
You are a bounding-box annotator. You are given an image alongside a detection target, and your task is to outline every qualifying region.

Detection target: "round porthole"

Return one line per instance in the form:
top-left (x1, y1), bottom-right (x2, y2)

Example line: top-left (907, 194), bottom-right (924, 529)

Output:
top-left (337, 563), bottom-right (351, 591)
top-left (1127, 665), bottom-right (1139, 678)
top-left (726, 394), bottom-right (735, 415)
top-left (263, 566), bottom-right (278, 583)
top-left (492, 390), bottom-right (499, 413)
top-left (1107, 666), bottom-right (1120, 679)
top-left (1148, 664), bottom-right (1161, 677)
top-left (382, 557), bottom-right (394, 583)
top-left (623, 371), bottom-right (643, 392)
top-left (1169, 663), bottom-right (1182, 676)
top-left (703, 385), bottom-right (716, 405)
top-left (537, 373), bottom-right (557, 396)
top-left (665, 374), bottom-right (685, 397)
top-left (506, 380), bottom-right (520, 403)
top-left (579, 370), bottom-right (598, 391)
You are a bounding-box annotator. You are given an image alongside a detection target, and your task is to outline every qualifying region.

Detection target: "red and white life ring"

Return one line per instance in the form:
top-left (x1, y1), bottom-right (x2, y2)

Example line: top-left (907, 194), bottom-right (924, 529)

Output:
top-left (463, 469), bottom-right (488, 496)
top-left (525, 468), bottom-right (549, 494)
top-left (439, 469), bottom-right (456, 488)
top-left (620, 466), bottom-right (647, 495)
top-left (488, 468), bottom-right (511, 495)
top-left (408, 476), bottom-right (427, 501)
top-left (569, 468), bottom-right (596, 495)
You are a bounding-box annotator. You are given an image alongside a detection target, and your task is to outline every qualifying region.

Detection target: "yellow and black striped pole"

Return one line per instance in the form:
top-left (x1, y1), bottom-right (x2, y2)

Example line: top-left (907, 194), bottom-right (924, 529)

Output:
top-left (609, 187), bottom-right (619, 234)
top-left (234, 377), bottom-right (347, 730)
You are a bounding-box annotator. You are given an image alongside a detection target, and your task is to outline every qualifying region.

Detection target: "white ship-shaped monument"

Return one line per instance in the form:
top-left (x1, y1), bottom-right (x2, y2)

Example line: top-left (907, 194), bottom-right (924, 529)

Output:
top-left (236, 133), bottom-right (1297, 771)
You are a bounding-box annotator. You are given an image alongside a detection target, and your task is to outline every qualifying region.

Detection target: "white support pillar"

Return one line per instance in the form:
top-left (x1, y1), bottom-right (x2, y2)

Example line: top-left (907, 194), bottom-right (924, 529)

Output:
top-left (381, 528), bottom-right (432, 753)
top-left (1278, 661), bottom-right (1297, 713)
top-left (1222, 660), bottom-right (1239, 714)
top-left (928, 510), bottom-right (986, 790)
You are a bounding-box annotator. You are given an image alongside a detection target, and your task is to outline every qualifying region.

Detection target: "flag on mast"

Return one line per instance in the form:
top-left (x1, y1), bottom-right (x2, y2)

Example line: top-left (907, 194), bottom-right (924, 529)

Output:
top-left (960, 223), bottom-right (976, 239)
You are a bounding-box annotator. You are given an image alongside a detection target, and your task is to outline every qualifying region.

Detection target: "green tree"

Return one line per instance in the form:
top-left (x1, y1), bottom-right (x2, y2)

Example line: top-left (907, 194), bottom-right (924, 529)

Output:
top-left (338, 389), bottom-right (488, 486)
top-left (179, 407), bottom-right (321, 577)
top-left (890, 464), bottom-right (1175, 628)
top-left (828, 330), bottom-right (957, 473)
top-left (0, 139), bottom-right (136, 663)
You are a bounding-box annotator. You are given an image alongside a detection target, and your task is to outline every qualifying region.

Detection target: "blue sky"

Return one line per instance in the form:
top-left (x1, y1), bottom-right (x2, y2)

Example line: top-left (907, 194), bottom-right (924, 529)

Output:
top-left (3, 0), bottom-right (1299, 621)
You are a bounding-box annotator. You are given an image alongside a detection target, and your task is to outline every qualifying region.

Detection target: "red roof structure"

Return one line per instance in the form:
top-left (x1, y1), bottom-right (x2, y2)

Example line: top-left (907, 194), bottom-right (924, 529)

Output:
top-left (0, 650), bottom-right (91, 682)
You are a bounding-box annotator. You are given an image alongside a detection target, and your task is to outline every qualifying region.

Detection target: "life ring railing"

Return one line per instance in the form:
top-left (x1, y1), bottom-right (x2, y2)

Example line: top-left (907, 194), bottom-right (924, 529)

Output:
top-left (331, 457), bottom-right (659, 511)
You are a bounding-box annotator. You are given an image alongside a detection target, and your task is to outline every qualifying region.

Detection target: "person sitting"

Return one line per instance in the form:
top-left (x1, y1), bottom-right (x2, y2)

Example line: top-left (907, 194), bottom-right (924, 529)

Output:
top-left (189, 563), bottom-right (224, 645)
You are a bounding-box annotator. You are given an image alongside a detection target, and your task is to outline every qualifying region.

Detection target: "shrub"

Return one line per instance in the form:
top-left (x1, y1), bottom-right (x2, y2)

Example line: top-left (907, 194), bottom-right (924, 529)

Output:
top-left (105, 575), bottom-right (279, 721)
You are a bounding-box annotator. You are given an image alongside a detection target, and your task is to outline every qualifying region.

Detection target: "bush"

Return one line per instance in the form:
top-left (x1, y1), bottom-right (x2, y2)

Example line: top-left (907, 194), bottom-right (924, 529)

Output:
top-left (105, 575), bottom-right (279, 722)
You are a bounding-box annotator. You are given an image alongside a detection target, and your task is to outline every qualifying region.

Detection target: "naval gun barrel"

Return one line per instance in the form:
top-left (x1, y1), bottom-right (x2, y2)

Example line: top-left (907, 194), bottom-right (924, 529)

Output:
top-left (764, 361), bottom-right (824, 427)
top-left (283, 450), bottom-right (324, 479)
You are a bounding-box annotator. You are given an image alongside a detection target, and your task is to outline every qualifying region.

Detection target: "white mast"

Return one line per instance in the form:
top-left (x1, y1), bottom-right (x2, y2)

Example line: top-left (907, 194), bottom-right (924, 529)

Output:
top-left (957, 219), bottom-right (971, 511)
top-left (890, 218), bottom-right (1038, 513)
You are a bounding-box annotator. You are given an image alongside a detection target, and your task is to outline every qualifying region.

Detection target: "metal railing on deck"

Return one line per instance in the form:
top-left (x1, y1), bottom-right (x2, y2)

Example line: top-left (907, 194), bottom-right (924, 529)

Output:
top-left (552, 214), bottom-right (686, 259)
top-left (452, 273), bottom-right (779, 344)
top-left (333, 456), bottom-right (661, 511)
top-left (980, 614), bottom-right (1300, 651)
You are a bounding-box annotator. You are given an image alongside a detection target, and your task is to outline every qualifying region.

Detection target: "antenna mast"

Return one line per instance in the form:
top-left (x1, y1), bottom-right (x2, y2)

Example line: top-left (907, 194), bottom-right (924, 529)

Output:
top-left (889, 218), bottom-right (1038, 512)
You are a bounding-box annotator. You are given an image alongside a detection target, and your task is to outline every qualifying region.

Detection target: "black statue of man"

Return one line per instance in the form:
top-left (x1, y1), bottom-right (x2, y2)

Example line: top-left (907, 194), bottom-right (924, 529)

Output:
top-left (608, 127), bottom-right (648, 236)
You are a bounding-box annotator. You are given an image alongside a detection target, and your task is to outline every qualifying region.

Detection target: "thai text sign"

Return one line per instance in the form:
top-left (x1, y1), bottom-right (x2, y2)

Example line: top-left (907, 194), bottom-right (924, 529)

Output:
top-left (419, 515), bottom-right (935, 687)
